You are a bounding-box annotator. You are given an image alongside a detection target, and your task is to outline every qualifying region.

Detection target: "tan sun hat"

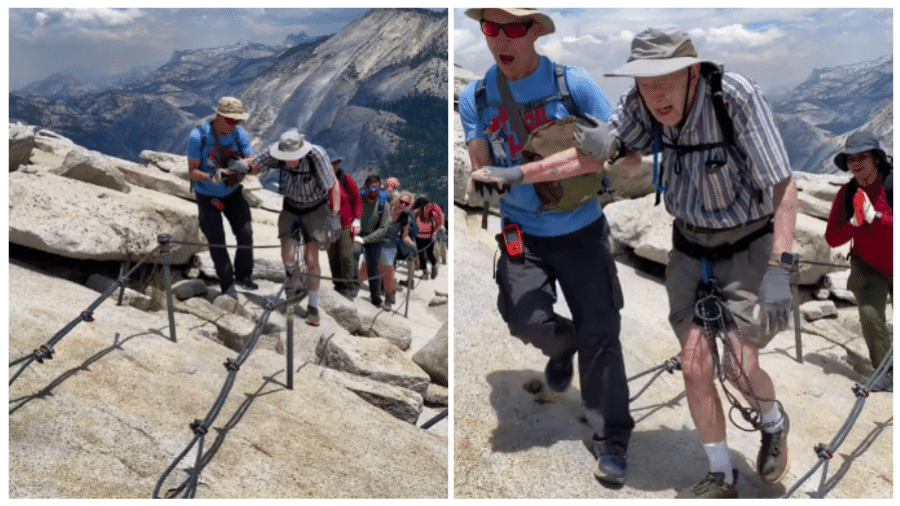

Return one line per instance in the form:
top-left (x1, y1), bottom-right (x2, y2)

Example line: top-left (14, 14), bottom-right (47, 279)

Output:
top-left (605, 28), bottom-right (708, 78)
top-left (212, 96), bottom-right (249, 120)
top-left (464, 8), bottom-right (555, 36)
top-left (269, 130), bottom-right (313, 161)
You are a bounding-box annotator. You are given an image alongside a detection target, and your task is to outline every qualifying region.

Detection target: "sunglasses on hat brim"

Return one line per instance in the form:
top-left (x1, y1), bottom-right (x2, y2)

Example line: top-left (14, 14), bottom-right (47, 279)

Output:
top-left (481, 19), bottom-right (534, 39)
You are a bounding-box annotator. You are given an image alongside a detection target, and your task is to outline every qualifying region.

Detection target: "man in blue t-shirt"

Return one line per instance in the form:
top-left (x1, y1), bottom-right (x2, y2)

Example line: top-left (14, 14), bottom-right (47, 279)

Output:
top-left (459, 8), bottom-right (633, 486)
top-left (187, 96), bottom-right (255, 298)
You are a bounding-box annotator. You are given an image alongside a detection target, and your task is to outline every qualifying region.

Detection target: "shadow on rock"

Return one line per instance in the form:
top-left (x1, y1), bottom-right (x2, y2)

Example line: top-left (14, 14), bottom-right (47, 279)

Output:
top-left (486, 369), bottom-right (593, 453)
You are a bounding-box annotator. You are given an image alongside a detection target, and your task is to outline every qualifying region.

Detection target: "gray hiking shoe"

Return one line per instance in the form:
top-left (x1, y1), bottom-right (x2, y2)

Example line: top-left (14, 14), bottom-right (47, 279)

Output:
top-left (757, 408), bottom-right (790, 484)
top-left (676, 469), bottom-right (738, 498)
top-left (431, 264), bottom-right (438, 279)
top-left (383, 293), bottom-right (395, 312)
top-left (305, 305), bottom-right (320, 327)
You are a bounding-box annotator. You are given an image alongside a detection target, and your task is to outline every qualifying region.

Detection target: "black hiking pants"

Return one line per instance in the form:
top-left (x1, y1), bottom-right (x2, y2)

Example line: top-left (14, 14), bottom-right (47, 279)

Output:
top-left (496, 215), bottom-right (634, 457)
top-left (195, 187), bottom-right (254, 292)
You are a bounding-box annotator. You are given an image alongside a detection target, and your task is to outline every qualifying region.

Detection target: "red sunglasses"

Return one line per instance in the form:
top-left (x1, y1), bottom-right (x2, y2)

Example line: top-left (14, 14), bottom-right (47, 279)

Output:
top-left (481, 19), bottom-right (534, 39)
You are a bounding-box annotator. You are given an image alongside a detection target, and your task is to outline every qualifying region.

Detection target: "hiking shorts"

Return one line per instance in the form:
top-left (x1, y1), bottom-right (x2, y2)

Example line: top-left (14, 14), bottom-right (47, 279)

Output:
top-left (278, 199), bottom-right (337, 245)
top-left (666, 216), bottom-right (774, 347)
top-left (380, 245), bottom-right (397, 266)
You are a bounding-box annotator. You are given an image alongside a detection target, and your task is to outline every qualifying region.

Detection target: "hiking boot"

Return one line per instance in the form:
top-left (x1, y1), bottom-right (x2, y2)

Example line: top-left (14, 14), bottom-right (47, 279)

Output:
top-left (237, 277), bottom-right (258, 290)
top-left (371, 296), bottom-right (383, 307)
top-left (223, 284), bottom-right (238, 299)
top-left (594, 454), bottom-right (627, 486)
top-left (383, 293), bottom-right (395, 312)
top-left (421, 268), bottom-right (429, 280)
top-left (544, 352), bottom-right (575, 392)
top-left (757, 408), bottom-right (790, 484)
top-left (305, 306), bottom-right (320, 327)
top-left (676, 469), bottom-right (738, 498)
top-left (431, 264), bottom-right (438, 279)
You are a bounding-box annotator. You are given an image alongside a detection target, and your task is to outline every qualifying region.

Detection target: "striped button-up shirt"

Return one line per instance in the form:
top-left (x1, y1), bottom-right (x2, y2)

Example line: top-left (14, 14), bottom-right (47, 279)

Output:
top-left (609, 72), bottom-right (792, 229)
top-left (252, 144), bottom-right (335, 209)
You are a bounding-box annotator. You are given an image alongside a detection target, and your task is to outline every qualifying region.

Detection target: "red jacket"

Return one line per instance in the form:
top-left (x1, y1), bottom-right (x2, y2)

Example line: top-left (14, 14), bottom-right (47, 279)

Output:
top-left (328, 171), bottom-right (363, 229)
top-left (415, 203), bottom-right (444, 239)
top-left (824, 180), bottom-right (893, 277)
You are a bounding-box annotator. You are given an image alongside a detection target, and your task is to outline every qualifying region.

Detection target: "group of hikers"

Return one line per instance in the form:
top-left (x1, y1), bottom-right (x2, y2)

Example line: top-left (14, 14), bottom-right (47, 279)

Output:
top-left (460, 8), bottom-right (892, 498)
top-left (186, 96), bottom-right (446, 326)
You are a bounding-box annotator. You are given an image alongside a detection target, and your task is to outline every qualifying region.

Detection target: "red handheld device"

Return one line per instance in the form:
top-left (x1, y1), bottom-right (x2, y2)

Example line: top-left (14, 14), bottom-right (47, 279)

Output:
top-left (502, 223), bottom-right (524, 259)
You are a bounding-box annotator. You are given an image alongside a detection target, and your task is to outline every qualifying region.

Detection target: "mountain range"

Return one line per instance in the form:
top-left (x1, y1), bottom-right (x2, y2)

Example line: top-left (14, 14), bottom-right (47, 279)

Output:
top-left (770, 54), bottom-right (893, 174)
top-left (9, 8), bottom-right (449, 211)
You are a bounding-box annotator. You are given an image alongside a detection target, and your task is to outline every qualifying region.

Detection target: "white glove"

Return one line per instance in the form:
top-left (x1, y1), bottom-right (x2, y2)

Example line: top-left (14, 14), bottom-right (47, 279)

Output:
top-left (211, 168), bottom-right (230, 184)
top-left (465, 174), bottom-right (506, 209)
top-left (849, 188), bottom-right (879, 226)
top-left (353, 235), bottom-right (364, 245)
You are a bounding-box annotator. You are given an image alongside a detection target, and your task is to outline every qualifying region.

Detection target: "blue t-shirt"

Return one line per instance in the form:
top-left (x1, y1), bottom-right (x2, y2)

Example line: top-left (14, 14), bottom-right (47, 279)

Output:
top-left (459, 56), bottom-right (613, 237)
top-left (187, 122), bottom-right (253, 198)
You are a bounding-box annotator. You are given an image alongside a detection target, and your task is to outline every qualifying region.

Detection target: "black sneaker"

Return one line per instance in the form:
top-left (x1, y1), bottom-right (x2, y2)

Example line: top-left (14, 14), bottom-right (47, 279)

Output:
top-left (594, 453), bottom-right (627, 486)
top-left (676, 469), bottom-right (738, 498)
top-left (431, 264), bottom-right (439, 279)
top-left (544, 352), bottom-right (575, 392)
top-left (757, 408), bottom-right (790, 484)
top-left (237, 277), bottom-right (258, 290)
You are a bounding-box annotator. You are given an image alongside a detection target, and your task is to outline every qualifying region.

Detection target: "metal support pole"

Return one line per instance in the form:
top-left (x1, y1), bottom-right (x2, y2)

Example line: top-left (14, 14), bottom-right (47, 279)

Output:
top-left (404, 258), bottom-right (413, 318)
top-left (158, 233), bottom-right (177, 343)
top-left (286, 301), bottom-right (294, 390)
top-left (116, 261), bottom-right (129, 306)
top-left (791, 252), bottom-right (802, 363)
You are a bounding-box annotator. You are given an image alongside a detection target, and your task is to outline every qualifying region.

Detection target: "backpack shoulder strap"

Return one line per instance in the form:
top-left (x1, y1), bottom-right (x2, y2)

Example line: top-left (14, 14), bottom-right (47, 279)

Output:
top-left (554, 64), bottom-right (579, 117)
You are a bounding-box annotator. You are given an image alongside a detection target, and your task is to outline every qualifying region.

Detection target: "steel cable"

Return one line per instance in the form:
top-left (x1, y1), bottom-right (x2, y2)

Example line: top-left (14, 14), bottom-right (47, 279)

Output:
top-left (9, 245), bottom-right (162, 386)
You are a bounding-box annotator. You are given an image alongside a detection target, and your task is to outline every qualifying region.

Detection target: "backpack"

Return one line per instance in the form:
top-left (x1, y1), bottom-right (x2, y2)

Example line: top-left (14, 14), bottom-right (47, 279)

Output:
top-left (650, 63), bottom-right (752, 206)
top-left (396, 209), bottom-right (419, 259)
top-left (335, 168), bottom-right (360, 209)
top-left (474, 64), bottom-right (608, 212)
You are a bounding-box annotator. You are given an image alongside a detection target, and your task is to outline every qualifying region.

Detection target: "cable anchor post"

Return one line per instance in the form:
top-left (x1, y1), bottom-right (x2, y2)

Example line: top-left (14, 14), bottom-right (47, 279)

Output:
top-left (158, 233), bottom-right (177, 343)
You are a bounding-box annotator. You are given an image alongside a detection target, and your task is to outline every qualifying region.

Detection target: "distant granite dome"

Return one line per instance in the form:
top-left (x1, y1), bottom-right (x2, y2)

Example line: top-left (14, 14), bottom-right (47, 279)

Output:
top-left (9, 8), bottom-right (449, 212)
top-left (771, 55), bottom-right (893, 174)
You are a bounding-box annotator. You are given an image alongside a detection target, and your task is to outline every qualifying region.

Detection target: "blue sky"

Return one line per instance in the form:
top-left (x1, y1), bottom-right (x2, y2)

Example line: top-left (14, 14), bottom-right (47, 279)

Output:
top-left (454, 8), bottom-right (894, 102)
top-left (7, 8), bottom-right (371, 90)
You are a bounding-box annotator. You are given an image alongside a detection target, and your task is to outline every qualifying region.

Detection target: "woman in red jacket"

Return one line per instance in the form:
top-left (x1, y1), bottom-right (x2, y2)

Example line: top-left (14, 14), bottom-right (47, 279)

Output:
top-left (824, 131), bottom-right (893, 392)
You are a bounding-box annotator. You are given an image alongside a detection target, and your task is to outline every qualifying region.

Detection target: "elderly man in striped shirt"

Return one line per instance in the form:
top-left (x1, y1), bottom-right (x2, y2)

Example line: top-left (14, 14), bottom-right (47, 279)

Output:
top-left (249, 129), bottom-right (341, 327)
top-left (576, 28), bottom-right (798, 498)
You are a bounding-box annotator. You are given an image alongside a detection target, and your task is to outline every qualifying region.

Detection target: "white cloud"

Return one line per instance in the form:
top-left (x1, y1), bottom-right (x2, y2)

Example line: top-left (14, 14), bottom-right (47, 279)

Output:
top-left (35, 8), bottom-right (141, 30)
top-left (701, 24), bottom-right (785, 48)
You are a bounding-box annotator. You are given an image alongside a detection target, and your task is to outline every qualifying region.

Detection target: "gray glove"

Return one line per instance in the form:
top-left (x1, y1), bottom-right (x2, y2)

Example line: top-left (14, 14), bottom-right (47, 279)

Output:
top-left (471, 165), bottom-right (524, 187)
top-left (757, 264), bottom-right (791, 336)
top-left (574, 114), bottom-right (616, 161)
top-left (227, 157), bottom-right (251, 174)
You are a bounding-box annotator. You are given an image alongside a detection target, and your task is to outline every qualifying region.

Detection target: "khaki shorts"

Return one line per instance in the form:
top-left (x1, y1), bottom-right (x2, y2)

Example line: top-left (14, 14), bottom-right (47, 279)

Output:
top-left (665, 218), bottom-right (774, 347)
top-left (278, 200), bottom-right (338, 245)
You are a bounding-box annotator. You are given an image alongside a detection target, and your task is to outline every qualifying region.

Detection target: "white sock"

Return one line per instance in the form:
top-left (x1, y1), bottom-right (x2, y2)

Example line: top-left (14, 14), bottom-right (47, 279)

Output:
top-left (760, 404), bottom-right (783, 434)
top-left (703, 440), bottom-right (734, 484)
top-left (308, 291), bottom-right (319, 308)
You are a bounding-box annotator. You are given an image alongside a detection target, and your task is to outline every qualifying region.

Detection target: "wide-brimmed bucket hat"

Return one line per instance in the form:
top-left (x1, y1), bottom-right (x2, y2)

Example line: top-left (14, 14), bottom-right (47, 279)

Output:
top-left (464, 8), bottom-right (555, 37)
top-left (269, 130), bottom-right (312, 161)
top-left (606, 28), bottom-right (710, 78)
top-left (833, 131), bottom-right (889, 171)
top-left (212, 96), bottom-right (249, 120)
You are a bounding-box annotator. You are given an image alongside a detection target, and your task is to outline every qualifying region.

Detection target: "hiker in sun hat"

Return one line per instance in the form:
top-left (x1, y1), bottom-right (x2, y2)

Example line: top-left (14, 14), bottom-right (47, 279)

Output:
top-left (248, 129), bottom-right (341, 327)
top-left (459, 8), bottom-right (633, 487)
top-left (825, 131), bottom-right (893, 392)
top-left (187, 96), bottom-right (256, 298)
top-left (576, 27), bottom-right (798, 497)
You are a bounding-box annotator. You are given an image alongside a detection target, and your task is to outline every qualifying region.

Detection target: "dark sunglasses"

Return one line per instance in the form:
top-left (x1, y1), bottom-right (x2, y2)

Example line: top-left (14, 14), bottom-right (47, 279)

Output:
top-left (399, 200), bottom-right (411, 206)
top-left (481, 19), bottom-right (534, 38)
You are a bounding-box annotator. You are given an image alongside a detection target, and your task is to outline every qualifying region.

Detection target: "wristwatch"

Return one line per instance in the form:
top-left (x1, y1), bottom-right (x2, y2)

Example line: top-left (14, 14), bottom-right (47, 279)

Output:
top-left (769, 251), bottom-right (795, 268)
